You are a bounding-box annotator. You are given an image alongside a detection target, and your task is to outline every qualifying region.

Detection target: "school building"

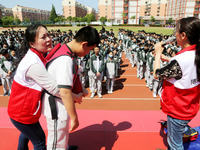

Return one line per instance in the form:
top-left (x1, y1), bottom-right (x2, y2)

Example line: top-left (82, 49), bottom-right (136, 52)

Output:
top-left (62, 0), bottom-right (97, 18)
top-left (12, 5), bottom-right (50, 22)
top-left (98, 0), bottom-right (140, 24)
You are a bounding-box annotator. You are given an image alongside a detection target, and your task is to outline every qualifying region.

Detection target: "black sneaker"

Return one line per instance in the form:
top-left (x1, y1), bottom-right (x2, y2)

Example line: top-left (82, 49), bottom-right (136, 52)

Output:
top-left (3, 92), bottom-right (7, 96)
top-left (68, 145), bottom-right (78, 150)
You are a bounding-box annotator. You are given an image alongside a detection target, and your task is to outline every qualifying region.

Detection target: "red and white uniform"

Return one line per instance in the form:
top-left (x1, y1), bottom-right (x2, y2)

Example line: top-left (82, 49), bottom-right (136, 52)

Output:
top-left (161, 45), bottom-right (200, 120)
top-left (8, 49), bottom-right (45, 124)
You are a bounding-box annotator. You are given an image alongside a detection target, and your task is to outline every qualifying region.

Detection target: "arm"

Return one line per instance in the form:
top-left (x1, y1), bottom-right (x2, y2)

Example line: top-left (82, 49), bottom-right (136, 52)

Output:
top-left (59, 88), bottom-right (79, 132)
top-left (26, 63), bottom-right (60, 97)
top-left (153, 42), bottom-right (163, 79)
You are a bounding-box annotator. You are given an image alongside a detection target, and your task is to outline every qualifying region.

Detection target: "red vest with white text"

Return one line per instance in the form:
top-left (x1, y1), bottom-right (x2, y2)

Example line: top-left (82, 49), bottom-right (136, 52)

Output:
top-left (160, 45), bottom-right (200, 120)
top-left (8, 50), bottom-right (44, 124)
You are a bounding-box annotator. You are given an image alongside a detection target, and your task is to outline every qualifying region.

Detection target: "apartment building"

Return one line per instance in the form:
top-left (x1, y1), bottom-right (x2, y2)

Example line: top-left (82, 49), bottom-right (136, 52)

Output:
top-left (166, 0), bottom-right (196, 21)
top-left (12, 5), bottom-right (50, 22)
top-left (0, 5), bottom-right (13, 18)
top-left (98, 0), bottom-right (140, 24)
top-left (194, 0), bottom-right (200, 18)
top-left (62, 0), bottom-right (97, 18)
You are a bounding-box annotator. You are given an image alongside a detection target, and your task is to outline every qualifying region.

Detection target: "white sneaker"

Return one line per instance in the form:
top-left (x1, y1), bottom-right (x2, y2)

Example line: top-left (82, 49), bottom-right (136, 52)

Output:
top-left (107, 90), bottom-right (111, 94)
top-left (110, 90), bottom-right (113, 93)
top-left (91, 93), bottom-right (95, 98)
top-left (153, 93), bottom-right (157, 98)
top-left (98, 93), bottom-right (102, 98)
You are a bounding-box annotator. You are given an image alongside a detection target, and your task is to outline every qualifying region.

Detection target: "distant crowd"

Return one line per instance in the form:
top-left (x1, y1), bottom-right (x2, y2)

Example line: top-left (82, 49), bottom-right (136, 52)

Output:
top-left (0, 26), bottom-right (179, 98)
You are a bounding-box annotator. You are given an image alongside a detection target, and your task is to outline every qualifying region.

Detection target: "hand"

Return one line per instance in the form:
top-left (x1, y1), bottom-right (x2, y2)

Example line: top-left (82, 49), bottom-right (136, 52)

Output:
top-left (154, 42), bottom-right (164, 55)
top-left (7, 70), bottom-right (12, 76)
top-left (73, 93), bottom-right (83, 104)
top-left (82, 88), bottom-right (89, 97)
top-left (96, 72), bottom-right (101, 76)
top-left (69, 117), bottom-right (79, 132)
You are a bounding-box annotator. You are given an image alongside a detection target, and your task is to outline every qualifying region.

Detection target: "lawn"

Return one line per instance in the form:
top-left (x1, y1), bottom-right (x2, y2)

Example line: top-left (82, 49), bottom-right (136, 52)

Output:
top-left (0, 25), bottom-right (174, 36)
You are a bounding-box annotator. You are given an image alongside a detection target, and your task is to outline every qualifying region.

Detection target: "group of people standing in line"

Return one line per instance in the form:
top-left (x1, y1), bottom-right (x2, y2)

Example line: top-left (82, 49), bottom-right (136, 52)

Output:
top-left (0, 16), bottom-right (200, 150)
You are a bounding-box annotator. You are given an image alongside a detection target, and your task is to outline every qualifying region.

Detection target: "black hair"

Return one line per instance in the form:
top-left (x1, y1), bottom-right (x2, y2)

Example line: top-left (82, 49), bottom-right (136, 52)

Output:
top-left (74, 26), bottom-right (100, 47)
top-left (16, 24), bottom-right (47, 64)
top-left (177, 17), bottom-right (200, 81)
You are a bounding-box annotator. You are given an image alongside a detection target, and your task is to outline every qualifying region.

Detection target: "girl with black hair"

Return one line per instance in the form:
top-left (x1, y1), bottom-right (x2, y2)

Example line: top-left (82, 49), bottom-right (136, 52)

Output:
top-left (154, 17), bottom-right (200, 150)
top-left (7, 24), bottom-right (60, 150)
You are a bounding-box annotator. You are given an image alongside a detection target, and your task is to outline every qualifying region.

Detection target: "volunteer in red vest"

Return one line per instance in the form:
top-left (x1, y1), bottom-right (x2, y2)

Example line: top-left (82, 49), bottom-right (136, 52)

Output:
top-left (7, 24), bottom-right (60, 150)
top-left (154, 17), bottom-right (200, 150)
top-left (42, 26), bottom-right (100, 150)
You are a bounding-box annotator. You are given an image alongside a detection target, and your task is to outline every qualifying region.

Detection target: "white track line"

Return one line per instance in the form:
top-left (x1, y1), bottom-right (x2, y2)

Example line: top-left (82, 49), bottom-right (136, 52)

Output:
top-left (83, 97), bottom-right (159, 100)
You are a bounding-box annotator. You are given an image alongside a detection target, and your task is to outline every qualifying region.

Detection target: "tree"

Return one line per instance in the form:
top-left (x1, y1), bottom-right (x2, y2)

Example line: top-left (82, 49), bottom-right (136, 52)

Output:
top-left (14, 15), bottom-right (21, 25)
top-left (1, 16), bottom-right (14, 25)
top-left (50, 4), bottom-right (58, 23)
top-left (131, 15), bottom-right (135, 23)
top-left (140, 18), bottom-right (145, 25)
top-left (66, 16), bottom-right (72, 24)
top-left (150, 16), bottom-right (156, 25)
top-left (100, 16), bottom-right (107, 25)
top-left (168, 17), bottom-right (173, 25)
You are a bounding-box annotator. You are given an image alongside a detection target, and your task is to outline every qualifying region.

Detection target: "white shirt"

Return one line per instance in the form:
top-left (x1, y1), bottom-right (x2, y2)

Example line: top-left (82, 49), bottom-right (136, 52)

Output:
top-left (42, 55), bottom-right (73, 120)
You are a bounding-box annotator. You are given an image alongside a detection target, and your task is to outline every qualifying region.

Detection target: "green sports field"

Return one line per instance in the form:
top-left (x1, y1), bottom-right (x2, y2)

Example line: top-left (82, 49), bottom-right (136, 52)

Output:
top-left (0, 26), bottom-right (174, 36)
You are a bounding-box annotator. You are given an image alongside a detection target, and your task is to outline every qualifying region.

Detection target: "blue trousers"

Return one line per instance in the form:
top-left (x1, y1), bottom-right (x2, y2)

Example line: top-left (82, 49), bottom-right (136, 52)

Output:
top-left (167, 115), bottom-right (190, 150)
top-left (10, 118), bottom-right (46, 150)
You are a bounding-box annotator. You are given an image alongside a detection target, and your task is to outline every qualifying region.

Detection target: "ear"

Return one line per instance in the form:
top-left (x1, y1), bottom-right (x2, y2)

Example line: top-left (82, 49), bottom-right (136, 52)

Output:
top-left (181, 32), bottom-right (187, 41)
top-left (29, 42), bottom-right (35, 49)
top-left (81, 41), bottom-right (88, 49)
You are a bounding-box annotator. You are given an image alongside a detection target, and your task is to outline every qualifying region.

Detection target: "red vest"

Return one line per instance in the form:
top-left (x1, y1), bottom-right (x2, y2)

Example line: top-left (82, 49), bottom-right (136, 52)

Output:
top-left (8, 50), bottom-right (44, 124)
top-left (160, 45), bottom-right (200, 120)
top-left (46, 43), bottom-right (83, 94)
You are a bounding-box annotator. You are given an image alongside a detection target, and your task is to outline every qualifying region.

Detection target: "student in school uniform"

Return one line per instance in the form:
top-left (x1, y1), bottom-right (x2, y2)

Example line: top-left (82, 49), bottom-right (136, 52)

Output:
top-left (90, 46), bottom-right (105, 98)
top-left (105, 51), bottom-right (118, 93)
top-left (0, 48), bottom-right (16, 96)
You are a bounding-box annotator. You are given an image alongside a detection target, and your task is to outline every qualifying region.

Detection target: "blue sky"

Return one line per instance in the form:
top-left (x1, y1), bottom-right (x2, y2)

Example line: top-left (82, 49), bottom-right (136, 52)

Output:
top-left (0, 0), bottom-right (98, 15)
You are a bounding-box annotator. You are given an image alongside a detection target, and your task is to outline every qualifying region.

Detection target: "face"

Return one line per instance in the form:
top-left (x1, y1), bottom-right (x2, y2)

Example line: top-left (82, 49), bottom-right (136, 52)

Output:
top-left (94, 47), bottom-right (100, 55)
top-left (76, 42), bottom-right (96, 57)
top-left (30, 26), bottom-right (52, 54)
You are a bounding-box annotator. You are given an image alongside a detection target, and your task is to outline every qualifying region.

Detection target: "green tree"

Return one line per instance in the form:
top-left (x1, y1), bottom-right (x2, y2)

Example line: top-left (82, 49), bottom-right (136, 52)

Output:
top-left (14, 15), bottom-right (21, 25)
top-left (50, 4), bottom-right (58, 23)
top-left (131, 15), bottom-right (135, 23)
top-left (140, 18), bottom-right (145, 25)
top-left (100, 16), bottom-right (107, 25)
top-left (72, 17), bottom-right (78, 23)
top-left (150, 16), bottom-right (156, 24)
top-left (167, 17), bottom-right (173, 25)
top-left (2, 16), bottom-right (14, 25)
top-left (67, 16), bottom-right (72, 23)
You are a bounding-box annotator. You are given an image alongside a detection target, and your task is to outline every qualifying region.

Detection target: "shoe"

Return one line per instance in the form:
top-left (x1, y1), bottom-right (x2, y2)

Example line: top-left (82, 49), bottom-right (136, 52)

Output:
top-left (98, 93), bottom-right (102, 98)
top-left (153, 93), bottom-right (157, 98)
top-left (110, 90), bottom-right (113, 93)
top-left (90, 93), bottom-right (95, 98)
top-left (8, 93), bottom-right (10, 96)
top-left (68, 145), bottom-right (78, 150)
top-left (107, 90), bottom-right (111, 94)
top-left (3, 92), bottom-right (7, 96)
top-left (183, 127), bottom-right (198, 142)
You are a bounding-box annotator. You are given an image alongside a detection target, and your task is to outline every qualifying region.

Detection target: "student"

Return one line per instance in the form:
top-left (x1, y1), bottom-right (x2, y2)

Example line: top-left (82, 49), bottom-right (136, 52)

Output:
top-left (7, 24), bottom-right (60, 150)
top-left (42, 26), bottom-right (100, 149)
top-left (154, 17), bottom-right (200, 150)
top-left (105, 51), bottom-right (118, 93)
top-left (90, 46), bottom-right (105, 98)
top-left (0, 48), bottom-right (15, 96)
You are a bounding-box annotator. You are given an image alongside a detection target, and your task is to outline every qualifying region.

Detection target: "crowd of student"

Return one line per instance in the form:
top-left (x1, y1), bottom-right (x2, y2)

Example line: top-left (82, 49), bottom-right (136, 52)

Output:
top-left (118, 29), bottom-right (181, 97)
top-left (0, 26), bottom-right (180, 98)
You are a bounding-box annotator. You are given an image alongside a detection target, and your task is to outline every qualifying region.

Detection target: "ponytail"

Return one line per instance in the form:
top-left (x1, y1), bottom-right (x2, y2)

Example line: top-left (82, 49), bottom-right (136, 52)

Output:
top-left (195, 40), bottom-right (200, 81)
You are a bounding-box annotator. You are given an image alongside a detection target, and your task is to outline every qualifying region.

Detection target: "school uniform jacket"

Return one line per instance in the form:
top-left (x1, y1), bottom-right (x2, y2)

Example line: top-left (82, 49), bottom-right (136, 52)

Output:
top-left (160, 45), bottom-right (200, 120)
